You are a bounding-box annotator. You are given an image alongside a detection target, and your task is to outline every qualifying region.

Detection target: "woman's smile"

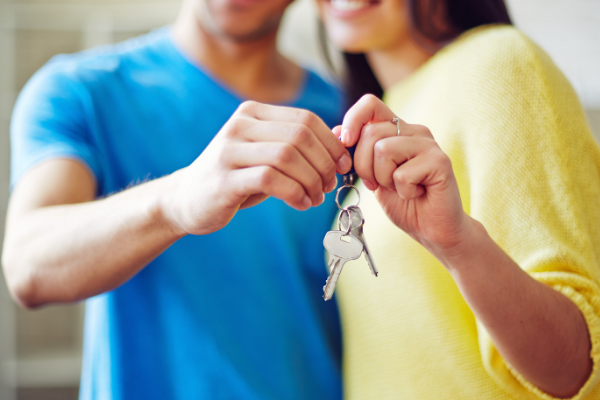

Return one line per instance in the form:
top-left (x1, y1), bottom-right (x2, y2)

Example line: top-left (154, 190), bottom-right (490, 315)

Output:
top-left (327, 0), bottom-right (380, 17)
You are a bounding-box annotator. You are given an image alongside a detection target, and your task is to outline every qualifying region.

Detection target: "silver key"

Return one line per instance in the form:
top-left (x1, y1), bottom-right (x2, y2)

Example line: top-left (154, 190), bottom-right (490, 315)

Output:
top-left (340, 206), bottom-right (379, 277)
top-left (323, 231), bottom-right (363, 301)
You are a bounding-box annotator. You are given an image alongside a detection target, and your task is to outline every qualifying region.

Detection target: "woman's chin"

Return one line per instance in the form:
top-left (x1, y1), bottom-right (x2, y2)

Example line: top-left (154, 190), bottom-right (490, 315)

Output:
top-left (326, 29), bottom-right (375, 53)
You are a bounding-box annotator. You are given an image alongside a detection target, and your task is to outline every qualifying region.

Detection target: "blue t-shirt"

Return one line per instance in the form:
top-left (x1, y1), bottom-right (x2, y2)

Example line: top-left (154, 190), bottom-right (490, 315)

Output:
top-left (10, 28), bottom-right (344, 400)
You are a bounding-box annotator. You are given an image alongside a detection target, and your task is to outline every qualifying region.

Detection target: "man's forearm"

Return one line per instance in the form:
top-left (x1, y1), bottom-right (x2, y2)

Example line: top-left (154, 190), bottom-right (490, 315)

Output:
top-left (435, 219), bottom-right (592, 398)
top-left (3, 175), bottom-right (185, 308)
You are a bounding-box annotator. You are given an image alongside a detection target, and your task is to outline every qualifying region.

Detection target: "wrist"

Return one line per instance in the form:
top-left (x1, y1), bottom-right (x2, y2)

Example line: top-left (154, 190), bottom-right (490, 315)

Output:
top-left (154, 171), bottom-right (189, 239)
top-left (425, 216), bottom-right (488, 274)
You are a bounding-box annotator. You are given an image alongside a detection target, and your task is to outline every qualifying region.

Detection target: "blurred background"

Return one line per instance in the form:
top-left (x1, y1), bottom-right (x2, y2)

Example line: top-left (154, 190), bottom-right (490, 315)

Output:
top-left (0, 0), bottom-right (599, 399)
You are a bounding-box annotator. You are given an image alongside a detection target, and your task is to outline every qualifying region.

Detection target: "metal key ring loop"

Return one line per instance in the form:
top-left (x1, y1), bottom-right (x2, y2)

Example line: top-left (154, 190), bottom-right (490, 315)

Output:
top-left (337, 205), bottom-right (364, 235)
top-left (345, 205), bottom-right (364, 226)
top-left (337, 209), bottom-right (353, 236)
top-left (335, 184), bottom-right (360, 210)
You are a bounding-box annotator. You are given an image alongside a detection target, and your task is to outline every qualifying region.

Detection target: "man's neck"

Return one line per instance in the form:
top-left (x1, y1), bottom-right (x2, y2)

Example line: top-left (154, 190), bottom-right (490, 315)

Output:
top-left (171, 5), bottom-right (303, 104)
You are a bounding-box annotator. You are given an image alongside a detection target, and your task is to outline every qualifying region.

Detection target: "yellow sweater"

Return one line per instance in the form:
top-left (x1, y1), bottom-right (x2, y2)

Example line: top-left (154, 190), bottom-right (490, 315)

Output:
top-left (336, 25), bottom-right (600, 400)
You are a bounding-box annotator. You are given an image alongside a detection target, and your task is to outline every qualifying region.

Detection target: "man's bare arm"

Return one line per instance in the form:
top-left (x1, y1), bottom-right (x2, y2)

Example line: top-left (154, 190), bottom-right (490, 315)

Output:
top-left (2, 102), bottom-right (352, 308)
top-left (2, 159), bottom-right (185, 308)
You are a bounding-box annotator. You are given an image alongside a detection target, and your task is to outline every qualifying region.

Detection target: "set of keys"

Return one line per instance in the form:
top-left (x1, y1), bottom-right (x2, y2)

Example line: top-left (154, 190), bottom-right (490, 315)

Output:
top-left (322, 117), bottom-right (399, 299)
top-left (322, 167), bottom-right (378, 301)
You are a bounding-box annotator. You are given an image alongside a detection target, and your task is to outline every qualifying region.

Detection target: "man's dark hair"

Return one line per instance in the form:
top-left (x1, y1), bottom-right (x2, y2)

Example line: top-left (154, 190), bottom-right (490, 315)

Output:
top-left (320, 0), bottom-right (512, 109)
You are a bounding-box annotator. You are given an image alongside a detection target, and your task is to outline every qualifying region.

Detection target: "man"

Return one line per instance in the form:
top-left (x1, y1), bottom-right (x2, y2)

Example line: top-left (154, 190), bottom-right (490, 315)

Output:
top-left (2, 0), bottom-right (353, 397)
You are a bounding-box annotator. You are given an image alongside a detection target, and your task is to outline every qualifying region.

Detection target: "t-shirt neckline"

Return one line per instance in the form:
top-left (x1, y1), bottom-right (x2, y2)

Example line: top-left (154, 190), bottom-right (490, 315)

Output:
top-left (152, 26), bottom-right (311, 107)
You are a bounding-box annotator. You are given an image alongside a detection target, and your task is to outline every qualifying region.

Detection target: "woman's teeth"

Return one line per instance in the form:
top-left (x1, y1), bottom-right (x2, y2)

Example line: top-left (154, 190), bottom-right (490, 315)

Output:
top-left (330, 0), bottom-right (371, 11)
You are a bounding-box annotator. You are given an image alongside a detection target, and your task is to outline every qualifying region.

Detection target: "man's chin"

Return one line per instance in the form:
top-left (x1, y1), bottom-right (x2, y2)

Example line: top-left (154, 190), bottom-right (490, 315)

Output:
top-left (209, 21), bottom-right (281, 43)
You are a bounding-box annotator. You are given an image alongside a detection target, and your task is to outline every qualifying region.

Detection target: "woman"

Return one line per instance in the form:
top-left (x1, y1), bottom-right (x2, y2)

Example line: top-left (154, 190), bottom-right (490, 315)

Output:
top-left (317, 0), bottom-right (600, 399)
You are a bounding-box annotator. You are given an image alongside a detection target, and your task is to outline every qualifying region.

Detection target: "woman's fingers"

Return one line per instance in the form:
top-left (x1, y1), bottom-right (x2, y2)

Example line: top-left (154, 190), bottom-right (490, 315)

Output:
top-left (341, 94), bottom-right (397, 147)
top-left (332, 125), bottom-right (342, 137)
top-left (225, 142), bottom-right (326, 206)
top-left (391, 155), bottom-right (432, 200)
top-left (235, 101), bottom-right (351, 174)
top-left (353, 118), bottom-right (439, 189)
top-left (373, 136), bottom-right (437, 189)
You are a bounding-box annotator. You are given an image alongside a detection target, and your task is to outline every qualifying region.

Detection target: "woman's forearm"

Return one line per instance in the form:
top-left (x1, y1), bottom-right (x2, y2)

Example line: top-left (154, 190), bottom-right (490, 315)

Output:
top-left (2, 176), bottom-right (185, 308)
top-left (433, 218), bottom-right (592, 398)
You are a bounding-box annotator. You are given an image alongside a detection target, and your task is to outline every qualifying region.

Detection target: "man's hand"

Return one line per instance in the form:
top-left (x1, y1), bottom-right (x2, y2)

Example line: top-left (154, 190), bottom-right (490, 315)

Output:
top-left (2, 101), bottom-right (350, 307)
top-left (162, 101), bottom-right (352, 236)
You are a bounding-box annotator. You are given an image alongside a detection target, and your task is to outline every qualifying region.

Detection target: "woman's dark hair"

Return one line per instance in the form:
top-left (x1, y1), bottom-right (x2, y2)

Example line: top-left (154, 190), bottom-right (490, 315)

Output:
top-left (320, 0), bottom-right (512, 109)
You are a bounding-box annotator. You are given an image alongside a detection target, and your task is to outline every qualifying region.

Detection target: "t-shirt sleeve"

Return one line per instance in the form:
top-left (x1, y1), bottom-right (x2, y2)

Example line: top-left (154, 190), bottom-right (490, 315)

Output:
top-left (10, 59), bottom-right (101, 191)
top-left (460, 33), bottom-right (600, 400)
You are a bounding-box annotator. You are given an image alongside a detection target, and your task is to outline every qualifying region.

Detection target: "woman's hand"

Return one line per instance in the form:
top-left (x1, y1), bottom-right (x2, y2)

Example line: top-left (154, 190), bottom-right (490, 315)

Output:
top-left (339, 95), bottom-right (472, 253)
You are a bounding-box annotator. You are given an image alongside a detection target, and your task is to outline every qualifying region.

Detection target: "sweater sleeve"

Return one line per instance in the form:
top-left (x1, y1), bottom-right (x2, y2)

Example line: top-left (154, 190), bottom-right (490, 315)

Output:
top-left (459, 30), bottom-right (600, 400)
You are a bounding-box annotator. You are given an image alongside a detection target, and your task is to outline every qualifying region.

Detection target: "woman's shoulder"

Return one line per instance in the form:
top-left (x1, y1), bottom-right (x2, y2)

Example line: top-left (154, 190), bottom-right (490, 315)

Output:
top-left (453, 25), bottom-right (533, 55)
top-left (388, 25), bottom-right (561, 107)
top-left (442, 25), bottom-right (563, 91)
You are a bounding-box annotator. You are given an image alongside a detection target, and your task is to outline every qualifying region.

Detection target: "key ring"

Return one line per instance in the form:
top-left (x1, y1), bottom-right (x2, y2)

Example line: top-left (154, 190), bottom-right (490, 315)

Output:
top-left (335, 184), bottom-right (360, 210)
top-left (337, 208), bottom-right (354, 236)
top-left (338, 205), bottom-right (364, 234)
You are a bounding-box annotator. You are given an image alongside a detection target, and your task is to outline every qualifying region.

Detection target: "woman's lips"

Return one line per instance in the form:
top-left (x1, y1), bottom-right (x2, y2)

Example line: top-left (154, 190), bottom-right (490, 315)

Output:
top-left (327, 0), bottom-right (378, 17)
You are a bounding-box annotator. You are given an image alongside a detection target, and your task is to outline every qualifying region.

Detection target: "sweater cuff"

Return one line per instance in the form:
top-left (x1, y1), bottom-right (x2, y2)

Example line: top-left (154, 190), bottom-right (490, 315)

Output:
top-left (480, 277), bottom-right (600, 400)
top-left (513, 283), bottom-right (600, 400)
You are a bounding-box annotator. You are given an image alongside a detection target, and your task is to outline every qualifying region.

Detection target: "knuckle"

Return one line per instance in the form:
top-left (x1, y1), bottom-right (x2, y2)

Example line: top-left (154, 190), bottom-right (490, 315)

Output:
top-left (257, 166), bottom-right (276, 188)
top-left (296, 109), bottom-right (316, 126)
top-left (415, 124), bottom-right (433, 137)
top-left (237, 100), bottom-right (257, 114)
top-left (284, 180), bottom-right (304, 200)
top-left (374, 139), bottom-right (392, 156)
top-left (215, 147), bottom-right (230, 166)
top-left (224, 118), bottom-right (244, 137)
top-left (393, 169), bottom-right (408, 184)
top-left (433, 149), bottom-right (451, 167)
top-left (362, 123), bottom-right (378, 140)
top-left (273, 143), bottom-right (296, 165)
top-left (290, 125), bottom-right (311, 146)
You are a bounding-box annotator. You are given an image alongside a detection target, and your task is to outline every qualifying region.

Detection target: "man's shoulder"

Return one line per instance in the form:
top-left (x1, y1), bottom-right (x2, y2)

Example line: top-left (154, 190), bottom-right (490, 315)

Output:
top-left (35, 28), bottom-right (170, 89)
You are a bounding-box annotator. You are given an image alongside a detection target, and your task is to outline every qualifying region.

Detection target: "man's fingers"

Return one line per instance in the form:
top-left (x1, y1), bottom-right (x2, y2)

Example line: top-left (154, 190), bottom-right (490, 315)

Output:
top-left (341, 94), bottom-right (397, 147)
top-left (236, 101), bottom-right (351, 174)
top-left (239, 119), bottom-right (339, 191)
top-left (372, 136), bottom-right (438, 189)
top-left (229, 166), bottom-right (312, 211)
top-left (225, 142), bottom-right (325, 206)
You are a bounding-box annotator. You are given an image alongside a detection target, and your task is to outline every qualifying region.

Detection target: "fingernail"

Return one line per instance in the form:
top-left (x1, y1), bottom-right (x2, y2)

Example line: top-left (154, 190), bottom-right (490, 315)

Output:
top-left (301, 196), bottom-right (311, 209)
top-left (341, 128), bottom-right (350, 146)
top-left (318, 193), bottom-right (325, 205)
top-left (363, 179), bottom-right (376, 191)
top-left (338, 153), bottom-right (352, 173)
top-left (325, 177), bottom-right (338, 192)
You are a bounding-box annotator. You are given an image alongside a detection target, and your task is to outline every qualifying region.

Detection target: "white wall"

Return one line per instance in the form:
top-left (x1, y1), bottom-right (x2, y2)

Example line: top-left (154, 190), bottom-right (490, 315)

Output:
top-left (0, 0), bottom-right (16, 398)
